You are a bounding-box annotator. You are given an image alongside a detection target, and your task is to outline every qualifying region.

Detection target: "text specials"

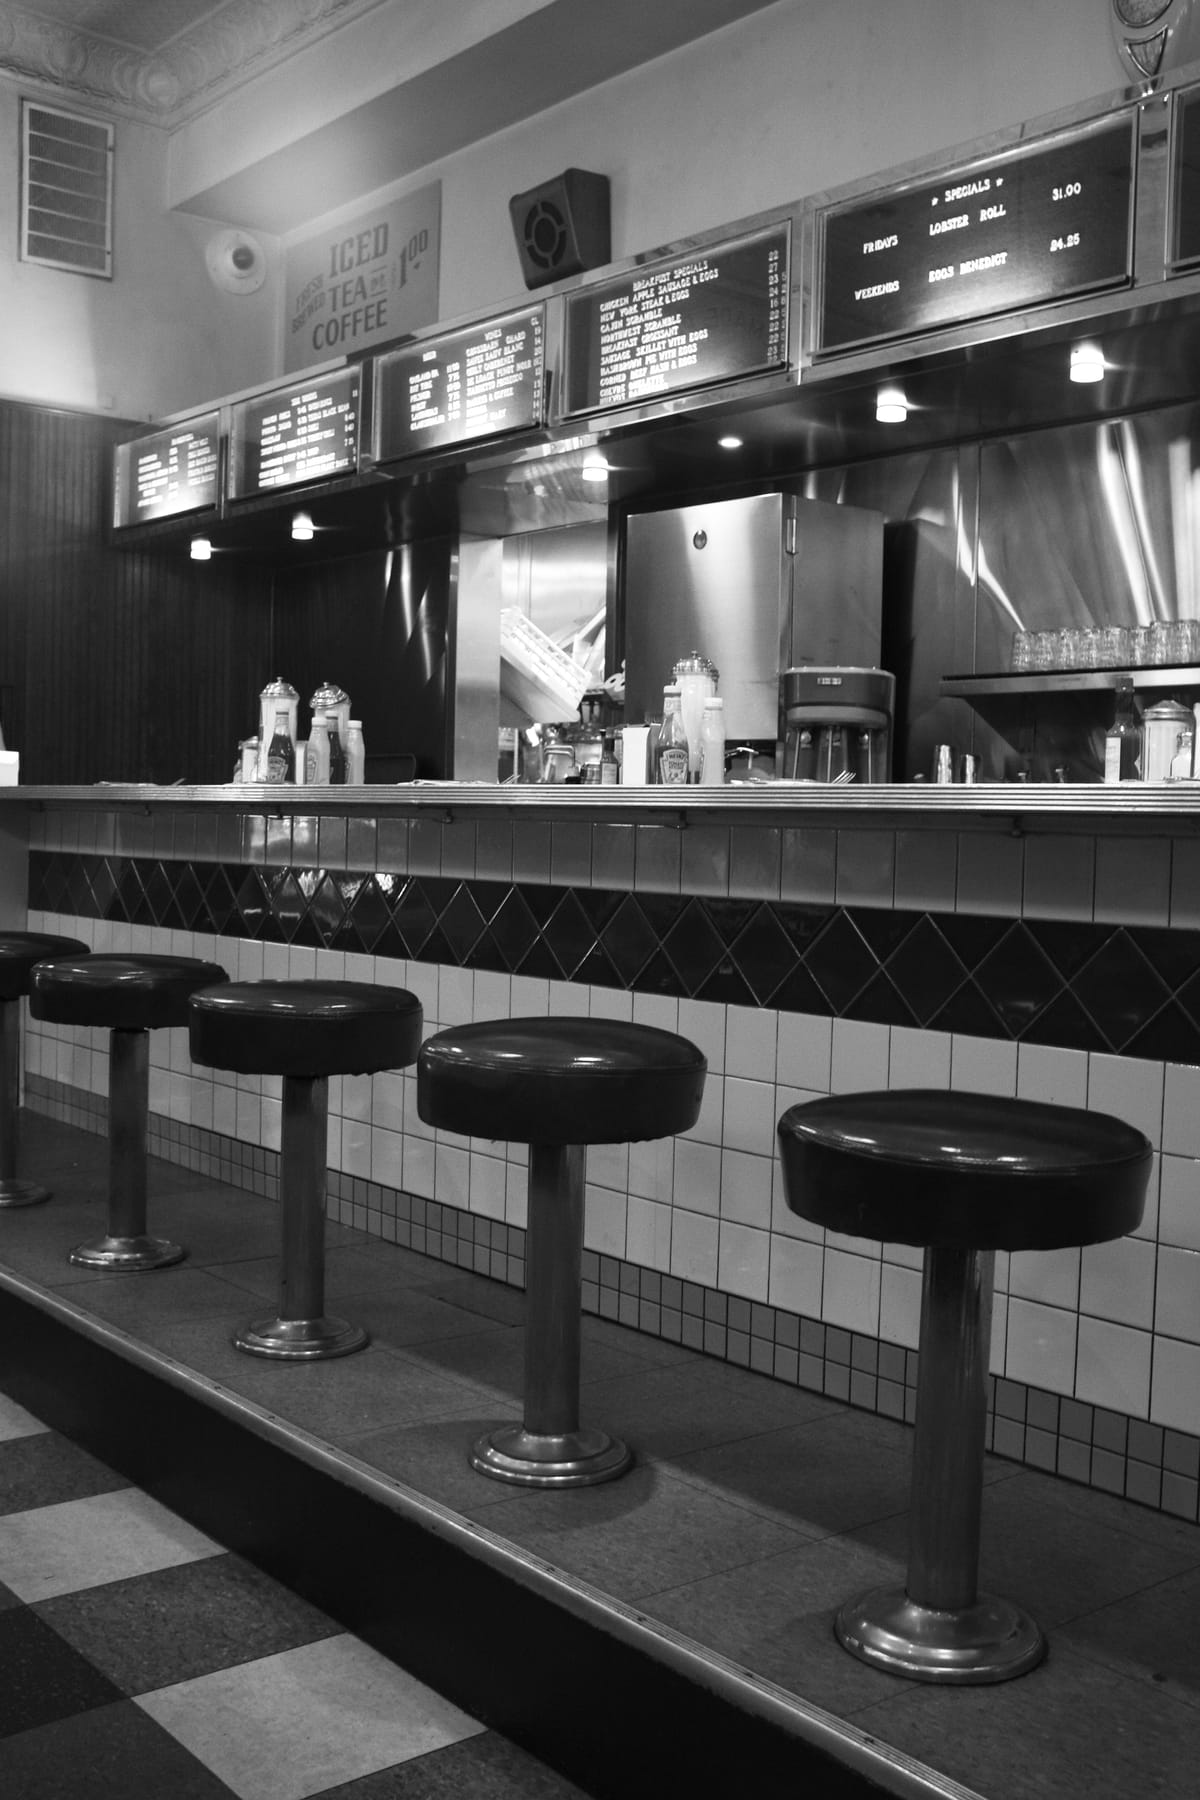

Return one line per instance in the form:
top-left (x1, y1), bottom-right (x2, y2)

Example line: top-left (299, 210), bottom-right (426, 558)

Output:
top-left (235, 371), bottom-right (360, 496)
top-left (818, 116), bottom-right (1135, 353)
top-left (563, 226), bottom-right (788, 415)
top-left (115, 415), bottom-right (219, 526)
top-left (376, 306), bottom-right (544, 461)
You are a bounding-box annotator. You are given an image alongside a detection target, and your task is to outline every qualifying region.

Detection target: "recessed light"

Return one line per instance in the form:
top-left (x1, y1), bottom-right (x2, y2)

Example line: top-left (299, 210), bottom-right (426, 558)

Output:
top-left (189, 536), bottom-right (212, 561)
top-left (291, 511), bottom-right (314, 541)
top-left (875, 385), bottom-right (908, 424)
top-left (581, 456), bottom-right (610, 483)
top-left (1069, 343), bottom-right (1106, 383)
top-left (718, 434), bottom-right (744, 450)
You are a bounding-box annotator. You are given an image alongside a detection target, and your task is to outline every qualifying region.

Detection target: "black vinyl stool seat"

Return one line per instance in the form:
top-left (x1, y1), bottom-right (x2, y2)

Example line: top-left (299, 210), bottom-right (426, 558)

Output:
top-left (29, 953), bottom-right (229, 1269)
top-left (0, 933), bottom-right (90, 1208)
top-left (419, 1017), bottom-right (707, 1488)
top-left (777, 1088), bottom-right (1152, 1685)
top-left (190, 980), bottom-right (423, 1360)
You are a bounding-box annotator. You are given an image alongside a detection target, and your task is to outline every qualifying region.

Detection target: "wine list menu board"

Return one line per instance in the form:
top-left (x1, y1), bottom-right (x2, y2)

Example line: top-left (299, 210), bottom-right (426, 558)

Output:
top-left (375, 305), bottom-right (545, 462)
top-left (1172, 83), bottom-right (1200, 267)
top-left (112, 413), bottom-right (220, 529)
top-left (562, 224), bottom-right (789, 416)
top-left (817, 115), bottom-right (1136, 355)
top-left (230, 368), bottom-right (361, 498)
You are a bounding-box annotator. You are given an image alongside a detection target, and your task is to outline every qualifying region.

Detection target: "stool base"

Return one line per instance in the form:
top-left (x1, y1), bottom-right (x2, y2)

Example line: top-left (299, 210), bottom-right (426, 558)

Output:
top-left (0, 1178), bottom-right (50, 1208)
top-left (835, 1585), bottom-right (1046, 1684)
top-left (69, 1233), bottom-right (185, 1272)
top-left (471, 1424), bottom-right (632, 1488)
top-left (234, 1314), bottom-right (368, 1361)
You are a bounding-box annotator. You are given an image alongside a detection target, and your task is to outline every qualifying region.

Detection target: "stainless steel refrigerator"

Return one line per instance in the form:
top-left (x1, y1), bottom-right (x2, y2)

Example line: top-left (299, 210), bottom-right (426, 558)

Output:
top-left (622, 490), bottom-right (885, 749)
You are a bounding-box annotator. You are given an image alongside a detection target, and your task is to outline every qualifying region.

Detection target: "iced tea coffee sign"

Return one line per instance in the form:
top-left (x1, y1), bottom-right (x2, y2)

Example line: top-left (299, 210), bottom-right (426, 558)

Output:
top-left (283, 185), bottom-right (441, 374)
top-left (817, 115), bottom-right (1135, 354)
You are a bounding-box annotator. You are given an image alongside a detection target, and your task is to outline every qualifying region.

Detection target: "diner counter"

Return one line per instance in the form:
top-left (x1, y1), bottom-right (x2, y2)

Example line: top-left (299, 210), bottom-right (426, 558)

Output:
top-left (4, 778), bottom-right (1200, 833)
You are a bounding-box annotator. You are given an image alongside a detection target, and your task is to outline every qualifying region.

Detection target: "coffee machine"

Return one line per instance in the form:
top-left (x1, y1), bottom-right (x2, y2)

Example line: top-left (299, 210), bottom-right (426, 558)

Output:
top-left (780, 666), bottom-right (895, 783)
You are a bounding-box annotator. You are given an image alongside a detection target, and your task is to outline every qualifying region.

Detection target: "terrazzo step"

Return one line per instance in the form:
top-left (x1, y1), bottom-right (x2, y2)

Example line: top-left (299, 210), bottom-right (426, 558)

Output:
top-left (0, 1271), bottom-right (972, 1800)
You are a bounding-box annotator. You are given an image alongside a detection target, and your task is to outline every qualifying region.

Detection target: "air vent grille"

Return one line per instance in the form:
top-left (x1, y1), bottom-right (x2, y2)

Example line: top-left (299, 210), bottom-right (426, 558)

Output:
top-left (20, 101), bottom-right (113, 279)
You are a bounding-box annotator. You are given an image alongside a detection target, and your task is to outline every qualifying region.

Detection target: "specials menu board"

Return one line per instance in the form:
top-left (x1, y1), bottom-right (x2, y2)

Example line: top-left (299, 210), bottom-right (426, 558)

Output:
top-left (229, 368), bottom-right (361, 498)
top-left (562, 224), bottom-right (789, 415)
top-left (818, 115), bottom-right (1136, 355)
top-left (1172, 84), bottom-right (1200, 267)
top-left (374, 305), bottom-right (545, 462)
top-left (112, 413), bottom-right (220, 529)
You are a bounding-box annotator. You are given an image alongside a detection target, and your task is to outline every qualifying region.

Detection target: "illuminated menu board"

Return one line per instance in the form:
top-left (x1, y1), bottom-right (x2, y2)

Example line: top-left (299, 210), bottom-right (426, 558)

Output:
top-left (112, 414), bottom-right (219, 528)
top-left (562, 225), bottom-right (789, 415)
top-left (818, 115), bottom-right (1135, 354)
top-left (375, 306), bottom-right (545, 462)
top-left (230, 368), bottom-right (361, 497)
top-left (1172, 85), bottom-right (1200, 266)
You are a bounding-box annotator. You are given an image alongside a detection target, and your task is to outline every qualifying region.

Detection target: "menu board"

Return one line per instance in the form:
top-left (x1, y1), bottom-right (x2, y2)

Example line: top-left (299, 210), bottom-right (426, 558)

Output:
top-left (375, 306), bottom-right (545, 462)
top-left (1172, 85), bottom-right (1200, 267)
top-left (562, 225), bottom-right (789, 415)
top-left (112, 414), bottom-right (219, 528)
top-left (818, 115), bottom-right (1135, 355)
top-left (230, 368), bottom-right (361, 498)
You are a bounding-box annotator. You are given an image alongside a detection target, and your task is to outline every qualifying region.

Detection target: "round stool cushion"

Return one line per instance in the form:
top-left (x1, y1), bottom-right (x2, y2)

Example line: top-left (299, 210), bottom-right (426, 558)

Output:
top-left (0, 933), bottom-right (90, 1002)
top-left (29, 954), bottom-right (229, 1031)
top-left (777, 1089), bottom-right (1151, 1252)
top-left (418, 1017), bottom-right (707, 1145)
top-left (189, 980), bottom-right (423, 1078)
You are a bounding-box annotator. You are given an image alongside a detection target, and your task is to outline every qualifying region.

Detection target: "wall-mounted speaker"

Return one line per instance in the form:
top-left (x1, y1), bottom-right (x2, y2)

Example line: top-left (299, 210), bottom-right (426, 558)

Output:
top-left (204, 228), bottom-right (268, 295)
top-left (508, 168), bottom-right (610, 290)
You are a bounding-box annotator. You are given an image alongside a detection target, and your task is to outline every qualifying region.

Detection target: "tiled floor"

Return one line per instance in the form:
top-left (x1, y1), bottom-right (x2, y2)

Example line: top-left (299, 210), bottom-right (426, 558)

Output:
top-left (4, 1112), bottom-right (1200, 1799)
top-left (0, 1389), bottom-right (591, 1798)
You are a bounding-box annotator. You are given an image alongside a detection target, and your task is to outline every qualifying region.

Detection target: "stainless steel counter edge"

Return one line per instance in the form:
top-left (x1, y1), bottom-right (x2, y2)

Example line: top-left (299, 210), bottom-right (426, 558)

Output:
top-left (5, 782), bottom-right (1200, 833)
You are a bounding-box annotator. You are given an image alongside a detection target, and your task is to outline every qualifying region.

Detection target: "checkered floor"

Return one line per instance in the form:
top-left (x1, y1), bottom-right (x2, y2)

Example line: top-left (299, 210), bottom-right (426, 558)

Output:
top-left (0, 1388), bottom-right (587, 1799)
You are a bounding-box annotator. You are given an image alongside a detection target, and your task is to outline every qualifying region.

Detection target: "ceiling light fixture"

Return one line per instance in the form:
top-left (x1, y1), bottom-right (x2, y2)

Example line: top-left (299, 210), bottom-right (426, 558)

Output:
top-left (291, 511), bottom-right (314, 541)
top-left (875, 385), bottom-right (909, 424)
top-left (1069, 343), bottom-right (1106, 383)
top-left (189, 536), bottom-right (212, 561)
top-left (718, 434), bottom-right (744, 450)
top-left (581, 456), bottom-right (610, 483)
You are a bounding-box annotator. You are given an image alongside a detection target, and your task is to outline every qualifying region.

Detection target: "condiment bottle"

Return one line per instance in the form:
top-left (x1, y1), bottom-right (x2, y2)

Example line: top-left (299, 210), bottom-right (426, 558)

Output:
top-left (305, 716), bottom-right (330, 785)
top-left (698, 696), bottom-right (725, 785)
top-left (309, 681), bottom-right (350, 746)
top-left (257, 677), bottom-right (298, 779)
top-left (325, 711), bottom-right (347, 785)
top-left (344, 719), bottom-right (365, 784)
top-left (672, 653), bottom-right (718, 782)
top-left (657, 684), bottom-right (689, 785)
top-left (1104, 681), bottom-right (1141, 782)
top-left (264, 709), bottom-right (294, 783)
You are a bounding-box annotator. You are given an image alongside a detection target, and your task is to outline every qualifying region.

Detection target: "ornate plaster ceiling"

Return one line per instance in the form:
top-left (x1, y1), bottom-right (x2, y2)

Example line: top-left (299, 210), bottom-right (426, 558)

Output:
top-left (0, 1), bottom-right (404, 124)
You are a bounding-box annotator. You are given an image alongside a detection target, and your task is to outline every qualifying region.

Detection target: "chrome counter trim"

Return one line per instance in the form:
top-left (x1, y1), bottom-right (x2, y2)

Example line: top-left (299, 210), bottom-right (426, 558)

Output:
top-left (0, 1260), bottom-right (983, 1800)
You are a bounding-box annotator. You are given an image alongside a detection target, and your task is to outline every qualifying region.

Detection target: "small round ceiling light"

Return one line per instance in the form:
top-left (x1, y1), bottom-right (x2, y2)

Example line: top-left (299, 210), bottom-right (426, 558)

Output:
top-left (291, 511), bottom-right (314, 541)
top-left (875, 385), bottom-right (909, 424)
top-left (718, 434), bottom-right (744, 450)
top-left (1069, 343), bottom-right (1106, 383)
top-left (190, 536), bottom-right (212, 561)
top-left (581, 456), bottom-right (610, 483)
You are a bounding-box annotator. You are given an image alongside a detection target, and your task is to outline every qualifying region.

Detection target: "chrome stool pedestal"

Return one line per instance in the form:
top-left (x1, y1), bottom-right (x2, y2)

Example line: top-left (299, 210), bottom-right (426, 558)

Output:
top-left (778, 1088), bottom-right (1152, 1685)
top-left (418, 1018), bottom-right (706, 1489)
top-left (189, 980), bottom-right (423, 1361)
top-left (29, 953), bottom-right (229, 1270)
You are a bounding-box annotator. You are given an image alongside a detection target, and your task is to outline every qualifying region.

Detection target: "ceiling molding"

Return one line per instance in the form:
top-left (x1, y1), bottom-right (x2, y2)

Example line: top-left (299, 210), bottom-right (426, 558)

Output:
top-left (0, 0), bottom-right (389, 126)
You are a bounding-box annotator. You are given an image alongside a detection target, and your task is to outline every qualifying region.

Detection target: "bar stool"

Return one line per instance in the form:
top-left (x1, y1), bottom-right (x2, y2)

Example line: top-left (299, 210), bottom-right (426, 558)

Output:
top-left (777, 1088), bottom-right (1152, 1684)
top-left (418, 1017), bottom-right (707, 1487)
top-left (189, 979), bottom-right (423, 1359)
top-left (28, 952), bottom-right (229, 1268)
top-left (0, 933), bottom-right (91, 1207)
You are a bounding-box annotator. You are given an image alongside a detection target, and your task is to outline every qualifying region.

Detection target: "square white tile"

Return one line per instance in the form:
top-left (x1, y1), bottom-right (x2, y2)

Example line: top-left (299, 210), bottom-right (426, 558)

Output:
top-left (137, 1633), bottom-right (483, 1800)
top-left (0, 1488), bottom-right (221, 1602)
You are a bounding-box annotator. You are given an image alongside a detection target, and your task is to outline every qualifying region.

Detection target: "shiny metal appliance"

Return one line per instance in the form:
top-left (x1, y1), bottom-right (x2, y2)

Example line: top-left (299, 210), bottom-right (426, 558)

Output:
top-left (622, 491), bottom-right (884, 753)
top-left (780, 666), bottom-right (895, 783)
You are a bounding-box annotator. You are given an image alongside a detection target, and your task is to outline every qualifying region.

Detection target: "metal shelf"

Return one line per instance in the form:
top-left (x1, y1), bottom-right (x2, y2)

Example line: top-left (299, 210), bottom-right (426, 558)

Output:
top-left (941, 666), bottom-right (1200, 698)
